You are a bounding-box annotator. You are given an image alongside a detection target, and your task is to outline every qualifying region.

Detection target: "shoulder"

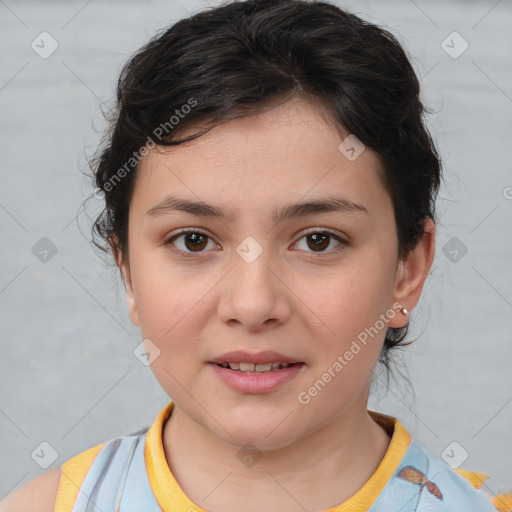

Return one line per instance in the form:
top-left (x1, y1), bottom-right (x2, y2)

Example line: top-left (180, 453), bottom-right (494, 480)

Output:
top-left (0, 440), bottom-right (108, 512)
top-left (0, 467), bottom-right (62, 512)
top-left (0, 421), bottom-right (154, 512)
top-left (400, 439), bottom-right (511, 511)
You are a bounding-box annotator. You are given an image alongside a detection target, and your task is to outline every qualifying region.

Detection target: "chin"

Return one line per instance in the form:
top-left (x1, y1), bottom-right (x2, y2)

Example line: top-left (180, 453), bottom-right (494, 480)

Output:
top-left (212, 408), bottom-right (297, 450)
top-left (224, 429), bottom-right (295, 453)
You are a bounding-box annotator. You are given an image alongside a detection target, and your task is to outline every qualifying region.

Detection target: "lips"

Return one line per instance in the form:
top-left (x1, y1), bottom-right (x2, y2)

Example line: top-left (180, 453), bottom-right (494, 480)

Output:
top-left (208, 350), bottom-right (303, 366)
top-left (219, 362), bottom-right (294, 373)
top-left (209, 360), bottom-right (305, 393)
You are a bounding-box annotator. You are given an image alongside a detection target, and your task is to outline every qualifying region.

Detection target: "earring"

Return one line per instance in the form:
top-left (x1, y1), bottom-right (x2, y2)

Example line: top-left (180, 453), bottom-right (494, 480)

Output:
top-left (400, 307), bottom-right (409, 315)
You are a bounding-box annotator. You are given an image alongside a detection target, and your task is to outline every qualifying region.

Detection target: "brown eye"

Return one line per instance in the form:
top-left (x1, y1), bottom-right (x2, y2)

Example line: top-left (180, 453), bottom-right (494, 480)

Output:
top-left (294, 230), bottom-right (347, 255)
top-left (306, 233), bottom-right (330, 251)
top-left (167, 229), bottom-right (217, 254)
top-left (182, 232), bottom-right (208, 251)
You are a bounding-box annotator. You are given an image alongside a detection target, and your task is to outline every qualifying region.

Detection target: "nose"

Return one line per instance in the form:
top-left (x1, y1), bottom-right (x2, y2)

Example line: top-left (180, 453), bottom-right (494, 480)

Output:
top-left (217, 239), bottom-right (291, 331)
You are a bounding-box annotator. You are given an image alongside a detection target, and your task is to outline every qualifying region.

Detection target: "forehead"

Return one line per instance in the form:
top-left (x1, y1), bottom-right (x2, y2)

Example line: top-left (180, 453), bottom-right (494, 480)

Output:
top-left (132, 98), bottom-right (389, 219)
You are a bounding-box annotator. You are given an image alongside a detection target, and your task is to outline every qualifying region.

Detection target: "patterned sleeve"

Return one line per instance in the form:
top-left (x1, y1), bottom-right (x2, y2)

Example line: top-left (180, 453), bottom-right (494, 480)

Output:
top-left (454, 468), bottom-right (512, 511)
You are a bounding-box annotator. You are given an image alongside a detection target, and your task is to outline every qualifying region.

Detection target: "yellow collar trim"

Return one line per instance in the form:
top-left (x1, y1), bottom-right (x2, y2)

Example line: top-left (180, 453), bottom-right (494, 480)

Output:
top-left (145, 402), bottom-right (411, 512)
top-left (327, 410), bottom-right (412, 511)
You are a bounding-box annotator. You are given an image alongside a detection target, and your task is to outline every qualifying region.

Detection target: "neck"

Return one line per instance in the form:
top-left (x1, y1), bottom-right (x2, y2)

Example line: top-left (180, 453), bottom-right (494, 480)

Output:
top-left (162, 399), bottom-right (391, 512)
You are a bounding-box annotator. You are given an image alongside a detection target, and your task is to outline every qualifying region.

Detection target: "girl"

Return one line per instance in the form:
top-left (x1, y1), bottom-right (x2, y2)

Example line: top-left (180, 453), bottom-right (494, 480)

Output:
top-left (2, 0), bottom-right (510, 511)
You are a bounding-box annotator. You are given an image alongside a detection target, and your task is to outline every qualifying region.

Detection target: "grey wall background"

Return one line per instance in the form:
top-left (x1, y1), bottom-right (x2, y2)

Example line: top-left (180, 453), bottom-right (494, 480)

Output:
top-left (1, 0), bottom-right (511, 502)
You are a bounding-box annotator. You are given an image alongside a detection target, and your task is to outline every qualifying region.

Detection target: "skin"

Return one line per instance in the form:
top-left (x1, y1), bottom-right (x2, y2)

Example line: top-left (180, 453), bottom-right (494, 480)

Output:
top-left (113, 97), bottom-right (435, 512)
top-left (0, 468), bottom-right (61, 512)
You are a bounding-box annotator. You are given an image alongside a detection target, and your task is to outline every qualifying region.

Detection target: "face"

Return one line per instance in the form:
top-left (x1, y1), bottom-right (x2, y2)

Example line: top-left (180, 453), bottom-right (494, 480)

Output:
top-left (117, 97), bottom-right (434, 449)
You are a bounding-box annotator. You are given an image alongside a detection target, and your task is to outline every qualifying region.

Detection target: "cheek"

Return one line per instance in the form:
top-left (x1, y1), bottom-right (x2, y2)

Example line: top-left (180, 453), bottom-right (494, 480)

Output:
top-left (130, 261), bottom-right (220, 374)
top-left (304, 265), bottom-right (392, 334)
top-left (298, 261), bottom-right (393, 377)
top-left (129, 253), bottom-right (196, 340)
top-left (295, 277), bottom-right (387, 414)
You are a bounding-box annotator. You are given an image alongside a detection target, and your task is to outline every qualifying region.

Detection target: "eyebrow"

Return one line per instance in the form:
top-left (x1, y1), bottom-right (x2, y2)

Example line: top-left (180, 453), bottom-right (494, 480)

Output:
top-left (146, 195), bottom-right (369, 223)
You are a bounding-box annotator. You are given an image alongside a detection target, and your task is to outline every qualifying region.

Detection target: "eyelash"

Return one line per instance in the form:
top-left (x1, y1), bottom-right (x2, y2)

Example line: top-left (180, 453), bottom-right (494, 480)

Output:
top-left (165, 228), bottom-right (349, 258)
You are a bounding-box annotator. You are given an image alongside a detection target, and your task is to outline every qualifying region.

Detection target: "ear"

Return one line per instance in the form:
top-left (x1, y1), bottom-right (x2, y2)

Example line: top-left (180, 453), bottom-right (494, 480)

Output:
top-left (388, 217), bottom-right (436, 328)
top-left (109, 236), bottom-right (140, 327)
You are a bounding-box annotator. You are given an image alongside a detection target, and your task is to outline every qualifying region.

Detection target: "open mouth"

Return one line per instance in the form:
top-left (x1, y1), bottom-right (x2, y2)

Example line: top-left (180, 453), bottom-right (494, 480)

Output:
top-left (214, 362), bottom-right (303, 373)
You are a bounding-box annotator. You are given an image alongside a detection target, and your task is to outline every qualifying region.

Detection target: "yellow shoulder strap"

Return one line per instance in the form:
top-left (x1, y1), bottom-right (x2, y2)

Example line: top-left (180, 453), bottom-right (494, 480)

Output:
top-left (54, 442), bottom-right (106, 512)
top-left (454, 468), bottom-right (512, 512)
top-left (491, 494), bottom-right (512, 512)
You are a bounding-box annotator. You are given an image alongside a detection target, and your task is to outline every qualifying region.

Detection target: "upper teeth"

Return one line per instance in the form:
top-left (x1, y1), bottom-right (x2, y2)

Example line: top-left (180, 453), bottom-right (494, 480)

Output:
top-left (220, 362), bottom-right (291, 372)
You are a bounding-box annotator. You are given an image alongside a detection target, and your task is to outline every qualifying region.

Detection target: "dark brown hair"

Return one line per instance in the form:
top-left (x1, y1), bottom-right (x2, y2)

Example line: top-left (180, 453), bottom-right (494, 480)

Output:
top-left (89, 0), bottom-right (442, 374)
